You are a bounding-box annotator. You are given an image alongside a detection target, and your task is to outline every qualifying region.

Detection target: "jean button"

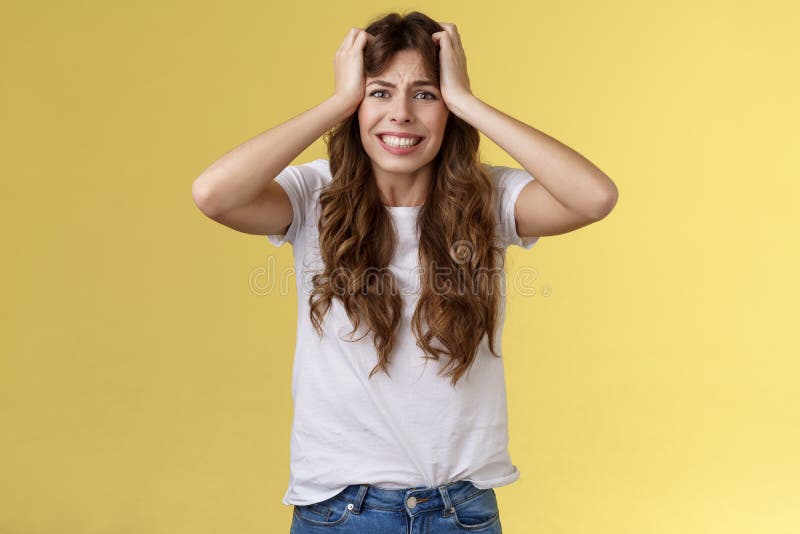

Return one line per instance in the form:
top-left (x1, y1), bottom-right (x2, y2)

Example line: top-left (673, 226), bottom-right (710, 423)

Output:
top-left (406, 496), bottom-right (418, 508)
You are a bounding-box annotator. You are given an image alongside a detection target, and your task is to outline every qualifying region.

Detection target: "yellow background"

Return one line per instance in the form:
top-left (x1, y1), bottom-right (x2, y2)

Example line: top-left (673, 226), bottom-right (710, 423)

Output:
top-left (2, 1), bottom-right (798, 533)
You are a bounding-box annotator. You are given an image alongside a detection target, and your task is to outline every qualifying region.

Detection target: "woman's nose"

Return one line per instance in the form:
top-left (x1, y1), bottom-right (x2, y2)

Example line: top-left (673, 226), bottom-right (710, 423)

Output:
top-left (389, 97), bottom-right (413, 122)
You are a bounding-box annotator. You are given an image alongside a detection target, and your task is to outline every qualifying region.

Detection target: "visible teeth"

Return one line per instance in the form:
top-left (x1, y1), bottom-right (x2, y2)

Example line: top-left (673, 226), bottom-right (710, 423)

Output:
top-left (381, 135), bottom-right (421, 147)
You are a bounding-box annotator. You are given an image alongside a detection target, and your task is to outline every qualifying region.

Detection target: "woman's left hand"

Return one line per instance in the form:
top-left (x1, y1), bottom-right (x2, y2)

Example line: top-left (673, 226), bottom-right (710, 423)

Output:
top-left (432, 23), bottom-right (474, 111)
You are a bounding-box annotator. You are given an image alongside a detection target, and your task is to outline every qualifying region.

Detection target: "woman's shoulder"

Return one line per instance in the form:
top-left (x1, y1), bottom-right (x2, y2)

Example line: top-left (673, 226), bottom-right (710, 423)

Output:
top-left (480, 161), bottom-right (533, 187)
top-left (271, 158), bottom-right (332, 211)
top-left (277, 158), bottom-right (332, 197)
top-left (297, 158), bottom-right (333, 183)
top-left (480, 161), bottom-right (536, 233)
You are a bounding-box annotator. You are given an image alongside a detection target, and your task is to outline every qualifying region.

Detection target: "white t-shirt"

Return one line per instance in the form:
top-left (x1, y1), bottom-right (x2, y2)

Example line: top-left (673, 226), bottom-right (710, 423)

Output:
top-left (267, 158), bottom-right (539, 506)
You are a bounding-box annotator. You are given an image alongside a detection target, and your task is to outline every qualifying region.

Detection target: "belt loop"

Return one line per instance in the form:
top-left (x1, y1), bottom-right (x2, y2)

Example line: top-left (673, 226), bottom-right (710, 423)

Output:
top-left (438, 484), bottom-right (455, 517)
top-left (351, 484), bottom-right (369, 514)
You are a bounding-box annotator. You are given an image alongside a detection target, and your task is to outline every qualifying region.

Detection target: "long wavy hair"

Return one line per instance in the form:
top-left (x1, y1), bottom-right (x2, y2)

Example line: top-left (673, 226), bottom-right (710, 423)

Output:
top-left (311, 11), bottom-right (506, 388)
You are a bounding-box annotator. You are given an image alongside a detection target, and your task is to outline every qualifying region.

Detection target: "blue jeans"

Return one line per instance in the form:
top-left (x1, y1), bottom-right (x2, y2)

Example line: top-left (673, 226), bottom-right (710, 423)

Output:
top-left (290, 479), bottom-right (502, 533)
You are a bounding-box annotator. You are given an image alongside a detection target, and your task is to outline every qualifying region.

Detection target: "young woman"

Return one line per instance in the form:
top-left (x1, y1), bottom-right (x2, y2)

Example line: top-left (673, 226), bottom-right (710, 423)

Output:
top-left (192, 11), bottom-right (617, 534)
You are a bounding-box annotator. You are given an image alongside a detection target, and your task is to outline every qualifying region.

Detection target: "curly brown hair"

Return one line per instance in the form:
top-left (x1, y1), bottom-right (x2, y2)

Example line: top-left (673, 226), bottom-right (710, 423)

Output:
top-left (310, 11), bottom-right (506, 388)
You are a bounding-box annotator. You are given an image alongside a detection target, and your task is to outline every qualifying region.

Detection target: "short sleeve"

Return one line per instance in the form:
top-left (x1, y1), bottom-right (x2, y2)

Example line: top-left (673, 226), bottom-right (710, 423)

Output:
top-left (266, 159), bottom-right (328, 247)
top-left (486, 164), bottom-right (540, 250)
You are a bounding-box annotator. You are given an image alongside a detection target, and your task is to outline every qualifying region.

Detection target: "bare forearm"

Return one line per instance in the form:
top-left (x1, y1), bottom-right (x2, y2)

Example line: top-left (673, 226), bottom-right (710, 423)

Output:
top-left (451, 94), bottom-right (618, 219)
top-left (192, 95), bottom-right (354, 215)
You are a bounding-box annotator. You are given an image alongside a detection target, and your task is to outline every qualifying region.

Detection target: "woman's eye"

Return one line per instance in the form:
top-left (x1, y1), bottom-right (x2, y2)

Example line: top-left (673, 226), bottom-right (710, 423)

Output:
top-left (368, 90), bottom-right (437, 100)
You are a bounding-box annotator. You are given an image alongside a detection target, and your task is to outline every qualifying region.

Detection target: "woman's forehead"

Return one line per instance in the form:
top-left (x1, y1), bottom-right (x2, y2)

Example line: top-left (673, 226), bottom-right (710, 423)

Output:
top-left (366, 76), bottom-right (436, 88)
top-left (372, 50), bottom-right (428, 74)
top-left (367, 69), bottom-right (436, 86)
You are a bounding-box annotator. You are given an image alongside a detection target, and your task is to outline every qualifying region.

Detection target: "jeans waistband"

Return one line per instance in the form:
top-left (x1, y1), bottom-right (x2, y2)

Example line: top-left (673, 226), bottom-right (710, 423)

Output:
top-left (334, 479), bottom-right (486, 517)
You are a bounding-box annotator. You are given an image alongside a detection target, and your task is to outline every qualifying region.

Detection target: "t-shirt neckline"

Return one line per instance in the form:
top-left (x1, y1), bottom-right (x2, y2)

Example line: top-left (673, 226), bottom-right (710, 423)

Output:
top-left (384, 204), bottom-right (423, 214)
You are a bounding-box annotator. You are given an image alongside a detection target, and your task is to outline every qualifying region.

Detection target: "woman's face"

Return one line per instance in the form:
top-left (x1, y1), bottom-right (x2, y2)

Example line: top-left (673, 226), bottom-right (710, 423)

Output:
top-left (358, 49), bottom-right (449, 178)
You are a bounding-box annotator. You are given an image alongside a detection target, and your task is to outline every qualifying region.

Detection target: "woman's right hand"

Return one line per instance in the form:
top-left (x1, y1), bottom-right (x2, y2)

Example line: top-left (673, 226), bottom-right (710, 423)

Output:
top-left (333, 28), bottom-right (373, 114)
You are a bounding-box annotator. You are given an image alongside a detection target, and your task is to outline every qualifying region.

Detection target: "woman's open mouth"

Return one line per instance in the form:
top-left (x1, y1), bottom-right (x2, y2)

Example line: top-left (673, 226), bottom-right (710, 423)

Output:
top-left (377, 134), bottom-right (425, 155)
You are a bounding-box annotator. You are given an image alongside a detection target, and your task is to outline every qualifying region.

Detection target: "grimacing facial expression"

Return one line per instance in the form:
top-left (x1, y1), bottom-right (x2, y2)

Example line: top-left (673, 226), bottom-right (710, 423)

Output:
top-left (358, 49), bottom-right (449, 176)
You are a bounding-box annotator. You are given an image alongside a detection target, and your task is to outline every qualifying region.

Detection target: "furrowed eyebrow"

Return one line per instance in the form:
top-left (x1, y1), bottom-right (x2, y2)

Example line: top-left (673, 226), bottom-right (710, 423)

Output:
top-left (367, 79), bottom-right (436, 88)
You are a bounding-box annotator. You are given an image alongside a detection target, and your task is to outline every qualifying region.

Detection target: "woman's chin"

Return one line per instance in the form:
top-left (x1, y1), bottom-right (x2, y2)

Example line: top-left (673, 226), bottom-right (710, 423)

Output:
top-left (372, 156), bottom-right (432, 174)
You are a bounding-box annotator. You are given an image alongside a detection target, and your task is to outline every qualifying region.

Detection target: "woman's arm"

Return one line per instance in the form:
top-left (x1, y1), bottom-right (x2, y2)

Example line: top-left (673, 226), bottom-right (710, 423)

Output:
top-left (432, 22), bottom-right (618, 237)
top-left (191, 95), bottom-right (353, 218)
top-left (191, 28), bottom-right (372, 220)
top-left (450, 94), bottom-right (618, 222)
